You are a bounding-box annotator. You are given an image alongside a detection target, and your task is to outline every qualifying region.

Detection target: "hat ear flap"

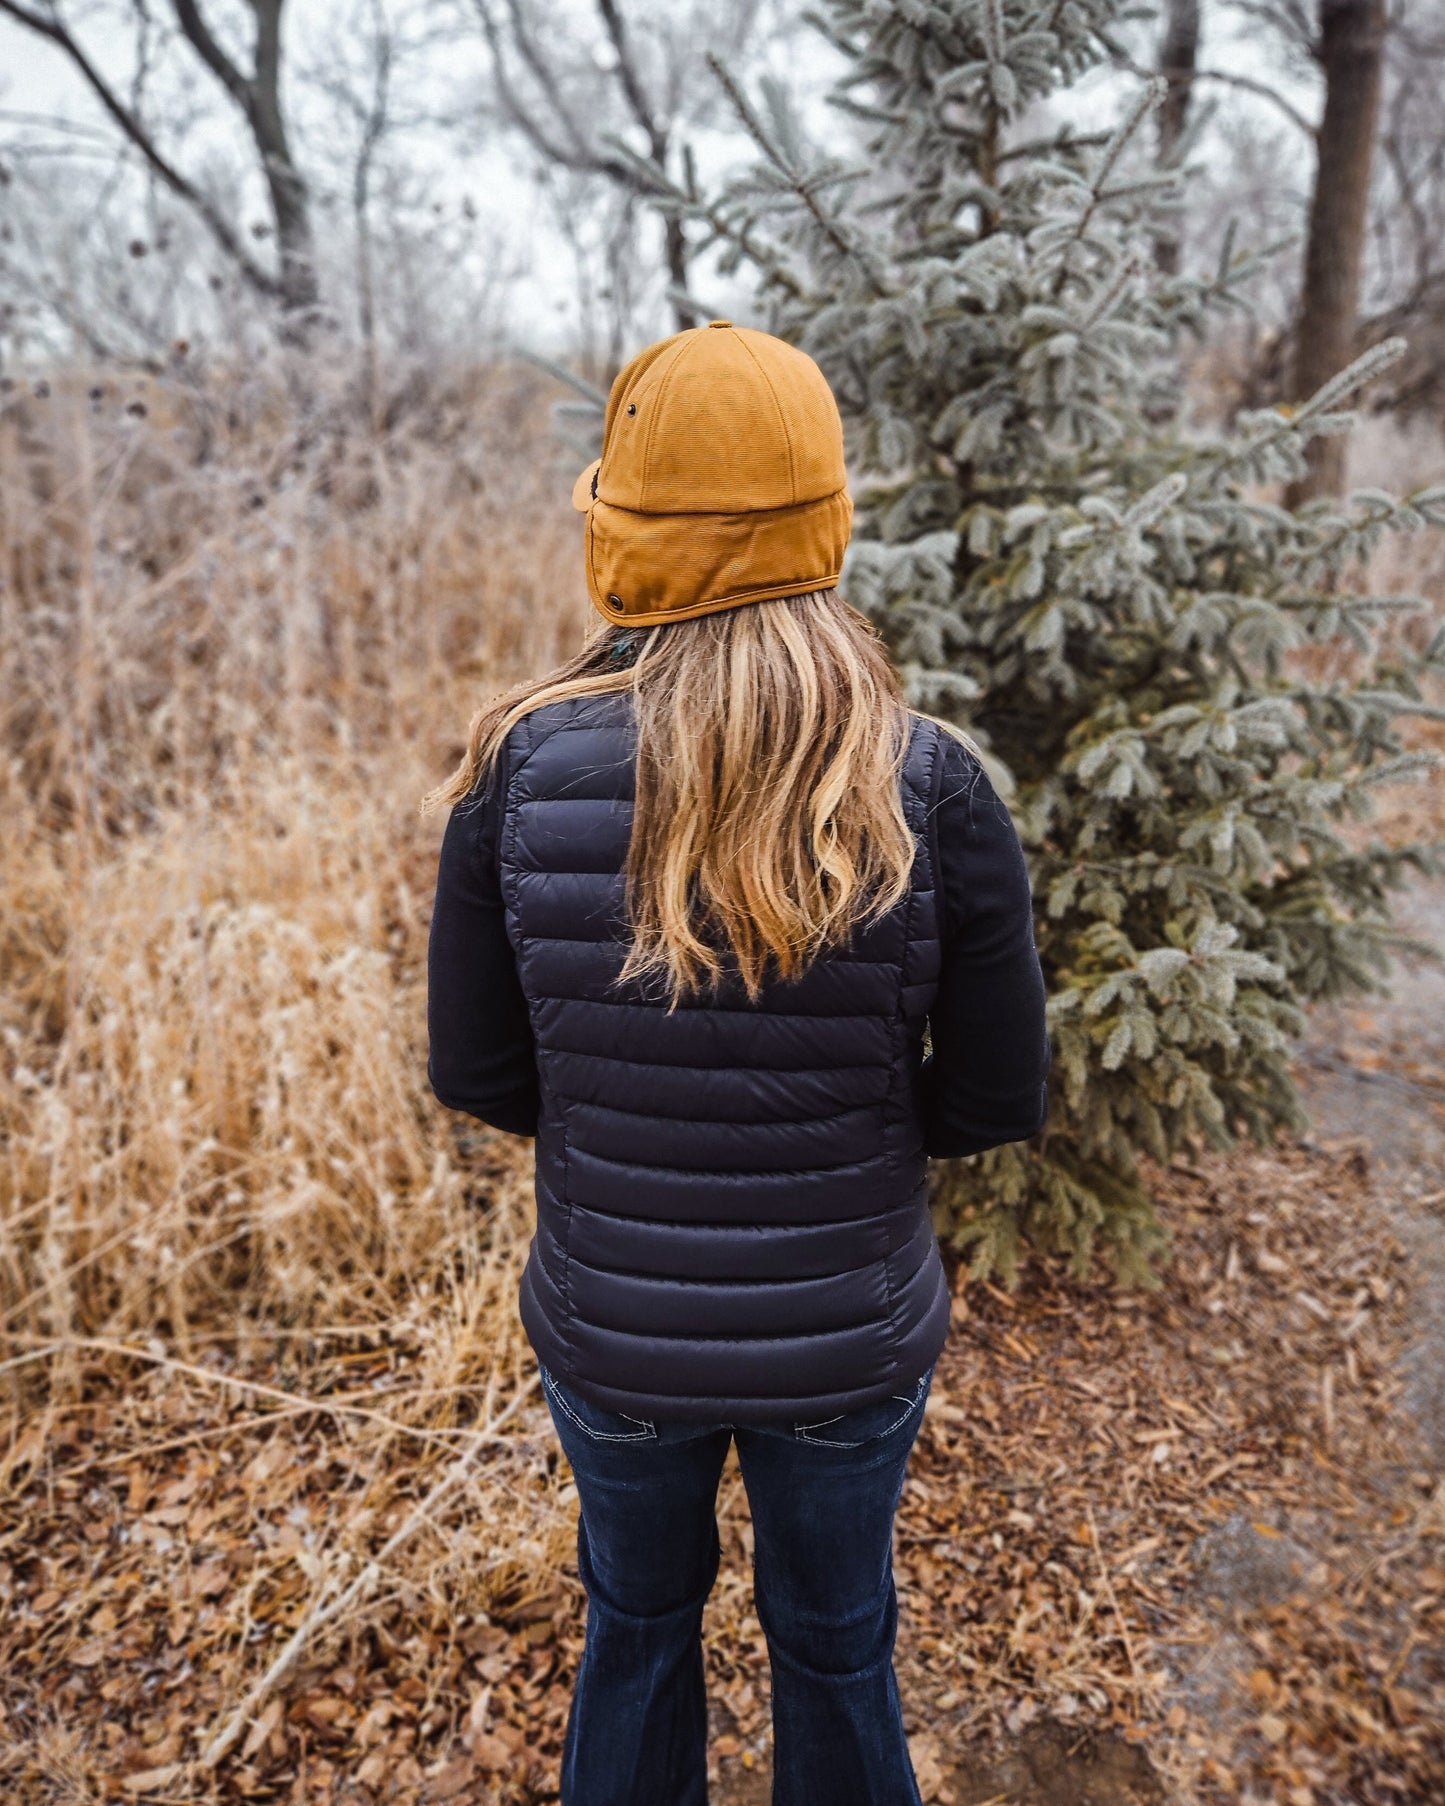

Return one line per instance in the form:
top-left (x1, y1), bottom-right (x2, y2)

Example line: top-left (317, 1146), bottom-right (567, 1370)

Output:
top-left (571, 458), bottom-right (603, 512)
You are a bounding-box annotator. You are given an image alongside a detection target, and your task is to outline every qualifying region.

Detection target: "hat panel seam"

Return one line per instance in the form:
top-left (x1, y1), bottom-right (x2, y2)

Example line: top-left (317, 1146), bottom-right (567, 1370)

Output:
top-left (736, 329), bottom-right (797, 506)
top-left (604, 335), bottom-right (689, 510)
top-left (605, 329), bottom-right (688, 454)
top-left (639, 333), bottom-right (700, 510)
top-left (587, 488), bottom-right (849, 526)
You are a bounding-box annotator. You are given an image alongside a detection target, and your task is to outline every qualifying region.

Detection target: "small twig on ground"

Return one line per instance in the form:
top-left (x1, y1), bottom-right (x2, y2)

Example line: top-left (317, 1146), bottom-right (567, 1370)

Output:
top-left (1085, 1501), bottom-right (1145, 1701)
top-left (198, 1372), bottom-right (539, 1769)
top-left (0, 1333), bottom-right (492, 1450)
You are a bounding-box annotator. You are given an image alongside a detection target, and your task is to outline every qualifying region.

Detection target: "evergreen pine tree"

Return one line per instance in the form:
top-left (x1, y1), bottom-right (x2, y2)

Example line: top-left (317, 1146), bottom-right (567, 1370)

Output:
top-left (625, 0), bottom-right (1445, 1283)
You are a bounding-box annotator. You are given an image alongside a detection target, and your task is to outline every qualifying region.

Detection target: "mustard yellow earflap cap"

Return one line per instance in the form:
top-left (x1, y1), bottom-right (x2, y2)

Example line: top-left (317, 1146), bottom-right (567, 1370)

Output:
top-left (570, 320), bottom-right (853, 628)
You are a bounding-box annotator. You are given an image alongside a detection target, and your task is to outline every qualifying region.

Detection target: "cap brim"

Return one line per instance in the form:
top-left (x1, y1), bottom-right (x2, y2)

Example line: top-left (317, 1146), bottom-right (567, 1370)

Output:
top-left (571, 458), bottom-right (601, 511)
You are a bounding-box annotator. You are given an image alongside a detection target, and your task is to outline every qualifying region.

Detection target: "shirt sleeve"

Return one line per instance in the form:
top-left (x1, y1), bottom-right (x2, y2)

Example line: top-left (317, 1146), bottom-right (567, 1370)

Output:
top-left (920, 729), bottom-right (1051, 1160)
top-left (426, 741), bottom-right (540, 1138)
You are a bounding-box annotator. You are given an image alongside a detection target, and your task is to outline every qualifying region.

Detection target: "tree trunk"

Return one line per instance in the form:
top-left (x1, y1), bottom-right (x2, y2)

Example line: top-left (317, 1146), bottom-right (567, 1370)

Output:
top-left (1154, 0), bottom-right (1199, 274)
top-left (170, 0), bottom-right (318, 323)
top-left (250, 0), bottom-right (318, 322)
top-left (1286, 0), bottom-right (1387, 503)
top-left (354, 145), bottom-right (378, 420)
top-left (665, 214), bottom-right (697, 331)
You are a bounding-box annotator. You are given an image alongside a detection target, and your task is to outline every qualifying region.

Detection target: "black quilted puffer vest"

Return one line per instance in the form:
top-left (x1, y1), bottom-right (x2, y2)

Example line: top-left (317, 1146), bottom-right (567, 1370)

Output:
top-left (501, 691), bottom-right (951, 1424)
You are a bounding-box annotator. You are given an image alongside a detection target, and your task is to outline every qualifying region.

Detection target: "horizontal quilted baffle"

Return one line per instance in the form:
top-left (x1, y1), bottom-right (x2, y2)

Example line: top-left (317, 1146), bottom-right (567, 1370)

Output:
top-left (562, 1143), bottom-right (909, 1222)
top-left (563, 1200), bottom-right (908, 1279)
top-left (567, 1257), bottom-right (891, 1340)
top-left (567, 1314), bottom-right (900, 1404)
top-left (519, 931), bottom-right (905, 1012)
top-left (545, 1050), bottom-right (888, 1121)
top-left (564, 1098), bottom-right (888, 1172)
top-left (530, 996), bottom-right (898, 1067)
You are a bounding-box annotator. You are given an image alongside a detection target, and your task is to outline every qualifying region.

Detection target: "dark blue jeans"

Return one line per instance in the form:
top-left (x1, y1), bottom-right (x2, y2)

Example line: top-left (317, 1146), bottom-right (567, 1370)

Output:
top-left (539, 1361), bottom-right (935, 1805)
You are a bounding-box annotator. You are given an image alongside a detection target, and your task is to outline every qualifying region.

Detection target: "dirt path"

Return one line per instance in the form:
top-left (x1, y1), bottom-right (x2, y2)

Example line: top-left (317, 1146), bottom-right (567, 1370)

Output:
top-left (1297, 878), bottom-right (1445, 1465)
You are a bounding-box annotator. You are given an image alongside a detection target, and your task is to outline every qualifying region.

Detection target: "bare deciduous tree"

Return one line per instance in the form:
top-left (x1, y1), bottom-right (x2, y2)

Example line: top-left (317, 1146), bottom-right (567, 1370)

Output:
top-left (1156, 0), bottom-right (1200, 165)
top-left (466, 0), bottom-right (772, 339)
top-left (0, 0), bottom-right (318, 318)
top-left (1360, 0), bottom-right (1445, 413)
top-left (304, 0), bottom-right (456, 405)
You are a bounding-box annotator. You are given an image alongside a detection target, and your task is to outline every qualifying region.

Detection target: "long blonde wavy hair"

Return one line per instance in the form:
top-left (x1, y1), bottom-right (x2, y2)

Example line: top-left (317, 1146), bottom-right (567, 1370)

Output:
top-left (425, 589), bottom-right (917, 1002)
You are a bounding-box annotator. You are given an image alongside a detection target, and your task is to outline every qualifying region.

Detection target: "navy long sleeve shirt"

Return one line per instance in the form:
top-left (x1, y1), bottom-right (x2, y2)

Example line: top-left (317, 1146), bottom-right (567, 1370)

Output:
top-left (427, 725), bottom-right (1050, 1157)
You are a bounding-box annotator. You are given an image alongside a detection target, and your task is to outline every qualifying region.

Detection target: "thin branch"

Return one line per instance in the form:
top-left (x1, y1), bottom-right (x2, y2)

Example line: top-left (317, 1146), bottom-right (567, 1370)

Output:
top-left (595, 0), bottom-right (662, 158)
top-left (1227, 0), bottom-right (1318, 56)
top-left (0, 107), bottom-right (117, 142)
top-left (0, 0), bottom-right (281, 294)
top-left (1113, 48), bottom-right (1318, 139)
top-left (470, 0), bottom-right (632, 184)
top-left (0, 1333), bottom-right (486, 1447)
top-left (0, 0), bottom-right (52, 30)
top-left (197, 1373), bottom-right (540, 1769)
top-left (500, 0), bottom-right (593, 160)
top-left (1188, 65), bottom-right (1318, 138)
top-left (1379, 128), bottom-right (1434, 299)
top-left (1085, 1501), bottom-right (1146, 1700)
top-left (170, 0), bottom-right (253, 116)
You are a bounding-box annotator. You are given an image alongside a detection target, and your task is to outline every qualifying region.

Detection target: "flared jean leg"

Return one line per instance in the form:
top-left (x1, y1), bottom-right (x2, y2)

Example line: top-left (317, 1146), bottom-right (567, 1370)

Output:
top-left (751, 1568), bottom-right (920, 1806)
top-left (540, 1370), bottom-right (732, 1806)
top-left (560, 1506), bottom-right (722, 1806)
top-left (735, 1388), bottom-right (929, 1806)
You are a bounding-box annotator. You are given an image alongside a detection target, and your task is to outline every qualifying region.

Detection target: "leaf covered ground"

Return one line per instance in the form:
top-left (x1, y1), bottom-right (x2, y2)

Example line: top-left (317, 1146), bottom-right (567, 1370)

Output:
top-left (4, 1127), bottom-right (1443, 1806)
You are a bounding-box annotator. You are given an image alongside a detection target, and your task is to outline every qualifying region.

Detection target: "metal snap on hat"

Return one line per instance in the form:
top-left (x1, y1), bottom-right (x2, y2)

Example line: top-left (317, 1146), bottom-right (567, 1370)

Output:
top-left (570, 321), bottom-right (853, 628)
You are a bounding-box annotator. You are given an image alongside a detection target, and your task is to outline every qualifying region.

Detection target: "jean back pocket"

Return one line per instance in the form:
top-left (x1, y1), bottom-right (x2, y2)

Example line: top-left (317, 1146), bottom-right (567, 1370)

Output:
top-left (540, 1364), bottom-right (658, 1443)
top-left (792, 1367), bottom-right (932, 1448)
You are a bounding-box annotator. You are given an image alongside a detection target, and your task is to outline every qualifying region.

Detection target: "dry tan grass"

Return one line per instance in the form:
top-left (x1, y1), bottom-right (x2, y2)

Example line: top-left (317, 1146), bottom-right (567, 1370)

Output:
top-left (2, 360), bottom-right (577, 1349)
top-left (0, 361), bottom-right (593, 1799)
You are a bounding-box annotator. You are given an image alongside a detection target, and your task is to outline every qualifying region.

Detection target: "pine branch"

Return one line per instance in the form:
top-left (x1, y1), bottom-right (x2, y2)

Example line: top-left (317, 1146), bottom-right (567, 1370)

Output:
top-left (1049, 78), bottom-right (1166, 298)
top-left (687, 0), bottom-right (1443, 1285)
top-left (705, 51), bottom-right (888, 299)
top-left (1201, 339), bottom-right (1408, 490)
top-left (513, 349), bottom-right (609, 407)
top-left (1291, 337), bottom-right (1408, 425)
